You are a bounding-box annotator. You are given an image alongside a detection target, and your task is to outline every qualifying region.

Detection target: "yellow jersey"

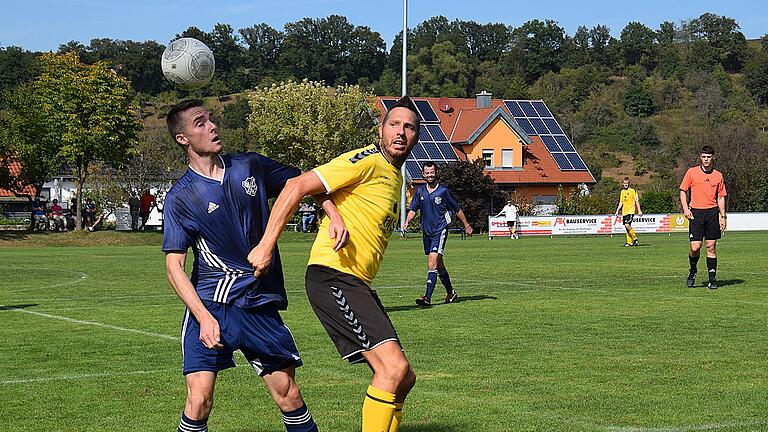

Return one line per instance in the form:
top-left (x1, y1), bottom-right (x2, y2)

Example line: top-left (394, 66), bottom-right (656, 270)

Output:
top-left (620, 188), bottom-right (638, 215)
top-left (308, 145), bottom-right (402, 283)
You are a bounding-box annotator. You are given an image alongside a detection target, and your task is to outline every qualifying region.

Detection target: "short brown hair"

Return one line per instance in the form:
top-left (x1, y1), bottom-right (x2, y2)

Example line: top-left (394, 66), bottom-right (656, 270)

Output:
top-left (382, 95), bottom-right (420, 128)
top-left (700, 145), bottom-right (715, 155)
top-left (166, 99), bottom-right (204, 144)
top-left (623, 176), bottom-right (630, 181)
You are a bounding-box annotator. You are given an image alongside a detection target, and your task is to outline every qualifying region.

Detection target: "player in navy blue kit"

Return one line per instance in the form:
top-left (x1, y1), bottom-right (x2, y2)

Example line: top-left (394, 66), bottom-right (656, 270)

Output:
top-left (402, 161), bottom-right (473, 307)
top-left (163, 100), bottom-right (347, 432)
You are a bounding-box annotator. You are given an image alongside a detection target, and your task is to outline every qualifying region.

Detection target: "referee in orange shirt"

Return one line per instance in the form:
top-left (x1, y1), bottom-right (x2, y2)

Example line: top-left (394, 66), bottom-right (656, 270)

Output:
top-left (679, 145), bottom-right (727, 289)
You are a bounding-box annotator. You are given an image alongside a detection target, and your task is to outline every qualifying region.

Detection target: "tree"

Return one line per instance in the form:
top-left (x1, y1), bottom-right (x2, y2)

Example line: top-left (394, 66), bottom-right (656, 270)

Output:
top-left (0, 46), bottom-right (39, 95)
top-left (239, 23), bottom-right (284, 84)
top-left (437, 159), bottom-right (504, 231)
top-left (8, 52), bottom-right (142, 229)
top-left (247, 80), bottom-right (378, 170)
top-left (409, 41), bottom-right (471, 97)
top-left (504, 19), bottom-right (567, 83)
top-left (619, 22), bottom-right (657, 70)
top-left (623, 80), bottom-right (654, 117)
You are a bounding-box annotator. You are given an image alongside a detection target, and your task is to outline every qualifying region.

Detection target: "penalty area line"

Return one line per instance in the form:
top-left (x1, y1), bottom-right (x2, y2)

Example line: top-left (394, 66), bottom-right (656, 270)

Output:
top-left (4, 307), bottom-right (179, 342)
top-left (606, 419), bottom-right (768, 432)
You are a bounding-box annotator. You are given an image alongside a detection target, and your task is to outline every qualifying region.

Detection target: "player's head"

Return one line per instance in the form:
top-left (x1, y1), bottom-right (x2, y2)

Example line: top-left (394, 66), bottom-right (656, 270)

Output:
top-left (699, 145), bottom-right (715, 169)
top-left (506, 198), bottom-right (512, 205)
top-left (379, 96), bottom-right (420, 166)
top-left (622, 177), bottom-right (630, 189)
top-left (166, 99), bottom-right (222, 157)
top-left (422, 161), bottom-right (437, 183)
top-left (52, 199), bottom-right (58, 204)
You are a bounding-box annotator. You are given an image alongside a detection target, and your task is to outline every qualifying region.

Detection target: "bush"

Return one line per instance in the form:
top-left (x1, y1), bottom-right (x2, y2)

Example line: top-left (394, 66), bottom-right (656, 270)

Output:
top-left (639, 190), bottom-right (675, 213)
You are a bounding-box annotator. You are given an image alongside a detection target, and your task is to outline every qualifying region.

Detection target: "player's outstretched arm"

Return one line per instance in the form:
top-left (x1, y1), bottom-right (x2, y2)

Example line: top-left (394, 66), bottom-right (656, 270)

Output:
top-left (248, 171), bottom-right (328, 277)
top-left (165, 252), bottom-right (222, 349)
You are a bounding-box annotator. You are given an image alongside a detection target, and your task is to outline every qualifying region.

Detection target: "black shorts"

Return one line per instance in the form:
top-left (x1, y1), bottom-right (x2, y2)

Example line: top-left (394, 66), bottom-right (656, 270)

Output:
top-left (622, 214), bottom-right (634, 225)
top-left (689, 207), bottom-right (721, 241)
top-left (305, 265), bottom-right (400, 364)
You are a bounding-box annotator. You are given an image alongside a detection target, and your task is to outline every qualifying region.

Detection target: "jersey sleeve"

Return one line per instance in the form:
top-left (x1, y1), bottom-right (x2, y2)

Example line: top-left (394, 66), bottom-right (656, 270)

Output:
top-left (444, 188), bottom-right (460, 212)
top-left (257, 154), bottom-right (302, 199)
top-left (408, 189), bottom-right (421, 212)
top-left (679, 169), bottom-right (692, 191)
top-left (312, 150), bottom-right (372, 193)
top-left (162, 194), bottom-right (193, 253)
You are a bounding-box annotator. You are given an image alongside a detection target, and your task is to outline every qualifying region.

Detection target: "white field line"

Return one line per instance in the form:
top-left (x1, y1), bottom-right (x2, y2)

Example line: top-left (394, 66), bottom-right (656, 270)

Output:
top-left (0, 369), bottom-right (176, 385)
top-left (5, 269), bottom-right (89, 293)
top-left (4, 307), bottom-right (179, 342)
top-left (606, 419), bottom-right (768, 431)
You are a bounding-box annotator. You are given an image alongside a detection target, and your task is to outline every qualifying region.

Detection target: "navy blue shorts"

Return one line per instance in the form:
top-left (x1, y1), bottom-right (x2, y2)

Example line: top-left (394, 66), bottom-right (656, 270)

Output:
top-left (422, 229), bottom-right (448, 255)
top-left (181, 300), bottom-right (302, 375)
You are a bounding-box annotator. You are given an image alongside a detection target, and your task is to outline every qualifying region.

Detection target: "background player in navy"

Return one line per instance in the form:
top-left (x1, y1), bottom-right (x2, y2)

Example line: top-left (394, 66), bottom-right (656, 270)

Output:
top-left (163, 99), bottom-right (347, 432)
top-left (402, 161), bottom-right (473, 307)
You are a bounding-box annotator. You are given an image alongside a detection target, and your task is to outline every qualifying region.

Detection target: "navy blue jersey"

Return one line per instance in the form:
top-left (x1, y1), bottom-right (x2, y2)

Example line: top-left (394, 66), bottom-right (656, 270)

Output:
top-left (162, 153), bottom-right (301, 309)
top-left (408, 183), bottom-right (460, 236)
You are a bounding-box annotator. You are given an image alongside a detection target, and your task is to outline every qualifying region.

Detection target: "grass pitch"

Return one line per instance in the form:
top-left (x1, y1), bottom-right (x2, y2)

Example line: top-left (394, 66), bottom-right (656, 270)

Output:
top-left (1, 231), bottom-right (767, 431)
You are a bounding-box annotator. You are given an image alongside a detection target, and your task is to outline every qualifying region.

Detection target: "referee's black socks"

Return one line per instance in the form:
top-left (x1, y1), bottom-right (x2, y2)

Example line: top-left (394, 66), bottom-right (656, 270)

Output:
top-left (689, 254), bottom-right (699, 274)
top-left (707, 257), bottom-right (717, 282)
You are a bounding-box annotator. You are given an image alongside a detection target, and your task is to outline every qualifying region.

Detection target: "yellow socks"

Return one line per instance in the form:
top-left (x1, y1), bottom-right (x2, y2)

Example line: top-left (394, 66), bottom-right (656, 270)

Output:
top-left (389, 402), bottom-right (403, 432)
top-left (626, 232), bottom-right (633, 244)
top-left (362, 385), bottom-right (396, 432)
top-left (629, 228), bottom-right (637, 241)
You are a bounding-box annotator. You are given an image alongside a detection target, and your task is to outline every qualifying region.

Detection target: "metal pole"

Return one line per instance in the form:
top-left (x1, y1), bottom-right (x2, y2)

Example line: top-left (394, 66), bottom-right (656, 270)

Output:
top-left (399, 0), bottom-right (408, 233)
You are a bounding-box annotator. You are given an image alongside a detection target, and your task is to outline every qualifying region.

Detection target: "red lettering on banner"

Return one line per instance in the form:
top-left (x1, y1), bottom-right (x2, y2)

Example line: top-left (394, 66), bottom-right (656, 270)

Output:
top-left (554, 217), bottom-right (565, 227)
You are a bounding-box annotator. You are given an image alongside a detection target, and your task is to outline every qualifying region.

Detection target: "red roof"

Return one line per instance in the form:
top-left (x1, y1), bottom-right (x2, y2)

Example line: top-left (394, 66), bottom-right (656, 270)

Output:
top-left (376, 96), bottom-right (595, 186)
top-left (0, 160), bottom-right (37, 197)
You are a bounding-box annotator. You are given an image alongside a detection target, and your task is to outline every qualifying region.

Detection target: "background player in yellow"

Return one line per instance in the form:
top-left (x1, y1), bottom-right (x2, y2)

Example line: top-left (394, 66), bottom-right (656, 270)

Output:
top-left (615, 177), bottom-right (643, 247)
top-left (248, 96), bottom-right (421, 432)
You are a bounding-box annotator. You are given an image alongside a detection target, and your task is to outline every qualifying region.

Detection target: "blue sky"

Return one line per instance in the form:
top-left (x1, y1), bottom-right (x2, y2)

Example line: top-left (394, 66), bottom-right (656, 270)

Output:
top-left (2, 0), bottom-right (766, 52)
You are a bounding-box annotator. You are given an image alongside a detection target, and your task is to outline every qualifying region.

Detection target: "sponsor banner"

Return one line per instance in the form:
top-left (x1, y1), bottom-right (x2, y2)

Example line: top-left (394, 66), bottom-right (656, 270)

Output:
top-left (488, 214), bottom-right (691, 237)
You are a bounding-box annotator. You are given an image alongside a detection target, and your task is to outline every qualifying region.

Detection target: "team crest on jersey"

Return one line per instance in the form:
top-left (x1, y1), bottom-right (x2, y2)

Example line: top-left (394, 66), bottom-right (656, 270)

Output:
top-left (434, 196), bottom-right (442, 204)
top-left (241, 177), bottom-right (258, 196)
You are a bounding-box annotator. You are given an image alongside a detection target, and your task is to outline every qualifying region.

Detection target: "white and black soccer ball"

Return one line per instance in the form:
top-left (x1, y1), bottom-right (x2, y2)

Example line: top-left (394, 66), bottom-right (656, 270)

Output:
top-left (161, 37), bottom-right (215, 90)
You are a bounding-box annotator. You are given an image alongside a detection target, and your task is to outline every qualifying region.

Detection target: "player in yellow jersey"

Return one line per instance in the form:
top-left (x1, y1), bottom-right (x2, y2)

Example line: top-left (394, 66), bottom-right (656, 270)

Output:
top-left (248, 96), bottom-right (421, 432)
top-left (614, 177), bottom-right (643, 247)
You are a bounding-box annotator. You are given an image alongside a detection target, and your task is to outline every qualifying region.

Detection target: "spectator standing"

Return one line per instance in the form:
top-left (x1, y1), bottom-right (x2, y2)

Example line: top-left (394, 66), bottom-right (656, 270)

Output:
top-left (139, 189), bottom-right (156, 231)
top-left (128, 193), bottom-right (141, 231)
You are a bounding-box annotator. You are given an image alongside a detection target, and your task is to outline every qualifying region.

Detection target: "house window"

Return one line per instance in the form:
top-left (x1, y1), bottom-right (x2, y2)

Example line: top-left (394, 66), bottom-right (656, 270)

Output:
top-left (501, 149), bottom-right (514, 168)
top-left (482, 150), bottom-right (494, 168)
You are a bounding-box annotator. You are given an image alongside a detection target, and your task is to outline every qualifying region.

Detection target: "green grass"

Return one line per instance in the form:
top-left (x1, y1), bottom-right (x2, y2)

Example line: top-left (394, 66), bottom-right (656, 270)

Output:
top-left (1, 231), bottom-right (768, 431)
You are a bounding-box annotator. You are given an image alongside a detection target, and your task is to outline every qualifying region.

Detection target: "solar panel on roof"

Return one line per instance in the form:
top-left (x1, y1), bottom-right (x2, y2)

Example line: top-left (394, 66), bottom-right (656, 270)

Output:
top-left (552, 153), bottom-right (574, 170)
top-left (541, 135), bottom-right (561, 152)
top-left (518, 101), bottom-right (538, 117)
top-left (504, 101), bottom-right (525, 117)
top-left (437, 142), bottom-right (458, 160)
top-left (529, 118), bottom-right (550, 134)
top-left (565, 153), bottom-right (587, 170)
top-left (419, 125), bottom-right (432, 141)
top-left (405, 161), bottom-right (422, 180)
top-left (411, 144), bottom-right (429, 159)
top-left (424, 143), bottom-right (443, 160)
top-left (531, 101), bottom-right (552, 117)
top-left (414, 100), bottom-right (439, 123)
top-left (543, 118), bottom-right (563, 134)
top-left (514, 117), bottom-right (536, 135)
top-left (426, 125), bottom-right (447, 141)
top-left (382, 99), bottom-right (397, 111)
top-left (554, 135), bottom-right (575, 152)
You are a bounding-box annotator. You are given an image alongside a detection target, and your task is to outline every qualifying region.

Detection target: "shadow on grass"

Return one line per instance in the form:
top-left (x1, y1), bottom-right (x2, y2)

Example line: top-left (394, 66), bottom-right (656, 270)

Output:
top-left (717, 279), bottom-right (746, 287)
top-left (0, 304), bottom-right (39, 311)
top-left (0, 231), bottom-right (30, 241)
top-left (386, 295), bottom-right (498, 313)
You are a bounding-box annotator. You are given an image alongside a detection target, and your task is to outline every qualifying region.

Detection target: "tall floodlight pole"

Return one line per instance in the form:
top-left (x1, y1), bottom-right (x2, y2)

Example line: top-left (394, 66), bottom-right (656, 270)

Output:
top-left (399, 0), bottom-right (408, 233)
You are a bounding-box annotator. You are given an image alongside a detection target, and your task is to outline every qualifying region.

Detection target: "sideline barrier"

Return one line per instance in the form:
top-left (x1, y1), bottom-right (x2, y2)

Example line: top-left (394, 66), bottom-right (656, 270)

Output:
top-left (488, 213), bottom-right (768, 238)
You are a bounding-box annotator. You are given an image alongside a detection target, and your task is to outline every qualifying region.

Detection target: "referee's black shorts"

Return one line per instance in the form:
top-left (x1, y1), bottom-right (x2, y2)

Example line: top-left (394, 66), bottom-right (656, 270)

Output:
top-left (689, 207), bottom-right (721, 241)
top-left (305, 265), bottom-right (400, 364)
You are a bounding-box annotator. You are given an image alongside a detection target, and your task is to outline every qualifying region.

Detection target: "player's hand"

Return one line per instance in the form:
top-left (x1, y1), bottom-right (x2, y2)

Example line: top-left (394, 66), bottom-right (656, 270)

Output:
top-left (684, 209), bottom-right (693, 220)
top-left (638, 212), bottom-right (643, 217)
top-left (248, 244), bottom-right (272, 278)
top-left (720, 217), bottom-right (727, 232)
top-left (328, 217), bottom-right (349, 252)
top-left (199, 315), bottom-right (223, 350)
top-left (401, 223), bottom-right (408, 233)
top-left (464, 225), bottom-right (473, 237)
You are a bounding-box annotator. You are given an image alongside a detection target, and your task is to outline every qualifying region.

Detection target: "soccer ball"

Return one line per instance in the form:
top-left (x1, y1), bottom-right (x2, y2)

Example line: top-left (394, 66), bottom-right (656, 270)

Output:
top-left (161, 38), bottom-right (215, 90)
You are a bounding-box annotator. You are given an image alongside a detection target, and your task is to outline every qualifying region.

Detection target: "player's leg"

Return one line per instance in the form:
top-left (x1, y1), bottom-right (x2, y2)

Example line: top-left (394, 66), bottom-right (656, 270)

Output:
top-left (705, 240), bottom-right (718, 289)
top-left (239, 305), bottom-right (318, 432)
top-left (436, 255), bottom-right (457, 303)
top-left (180, 371), bottom-right (216, 432)
top-left (262, 367), bottom-right (318, 432)
top-left (624, 223), bottom-right (633, 246)
top-left (688, 240), bottom-right (703, 287)
top-left (511, 221), bottom-right (518, 239)
top-left (416, 233), bottom-right (441, 307)
top-left (361, 341), bottom-right (416, 432)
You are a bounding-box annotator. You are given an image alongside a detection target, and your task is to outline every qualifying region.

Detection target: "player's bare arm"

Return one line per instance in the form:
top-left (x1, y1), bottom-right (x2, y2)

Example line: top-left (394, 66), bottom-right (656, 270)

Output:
top-left (165, 252), bottom-right (223, 349)
top-left (248, 171), bottom-right (335, 277)
top-left (680, 189), bottom-right (692, 220)
top-left (455, 209), bottom-right (473, 236)
top-left (635, 197), bottom-right (643, 217)
top-left (313, 194), bottom-right (349, 251)
top-left (402, 210), bottom-right (417, 231)
top-left (718, 195), bottom-right (727, 231)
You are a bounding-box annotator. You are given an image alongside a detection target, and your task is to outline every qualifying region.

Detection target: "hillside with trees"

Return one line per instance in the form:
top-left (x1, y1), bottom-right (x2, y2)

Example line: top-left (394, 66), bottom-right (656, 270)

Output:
top-left (2, 12), bottom-right (767, 213)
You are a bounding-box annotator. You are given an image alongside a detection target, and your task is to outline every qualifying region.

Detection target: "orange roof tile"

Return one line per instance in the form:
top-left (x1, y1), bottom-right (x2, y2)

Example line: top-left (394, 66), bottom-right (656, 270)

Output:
top-left (0, 160), bottom-right (37, 197)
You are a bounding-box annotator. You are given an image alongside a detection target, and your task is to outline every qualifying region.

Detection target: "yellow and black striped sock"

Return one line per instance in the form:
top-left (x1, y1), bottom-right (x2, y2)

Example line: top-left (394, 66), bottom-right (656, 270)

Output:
top-left (389, 402), bottom-right (404, 432)
top-left (362, 385), bottom-right (396, 432)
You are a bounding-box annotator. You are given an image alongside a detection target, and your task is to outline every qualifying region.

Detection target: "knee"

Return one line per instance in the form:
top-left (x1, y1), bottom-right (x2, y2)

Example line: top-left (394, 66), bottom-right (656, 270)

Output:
top-left (272, 381), bottom-right (304, 411)
top-left (379, 358), bottom-right (412, 386)
top-left (706, 245), bottom-right (717, 255)
top-left (186, 392), bottom-right (214, 417)
top-left (401, 368), bottom-right (416, 393)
